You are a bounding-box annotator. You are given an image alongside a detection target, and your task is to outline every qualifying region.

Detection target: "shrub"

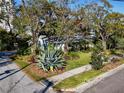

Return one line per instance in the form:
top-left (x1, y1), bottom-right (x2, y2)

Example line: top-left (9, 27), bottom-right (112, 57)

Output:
top-left (0, 28), bottom-right (16, 51)
top-left (117, 38), bottom-right (124, 49)
top-left (90, 52), bottom-right (103, 70)
top-left (17, 47), bottom-right (31, 55)
top-left (90, 46), bottom-right (107, 70)
top-left (16, 37), bottom-right (31, 55)
top-left (37, 44), bottom-right (66, 72)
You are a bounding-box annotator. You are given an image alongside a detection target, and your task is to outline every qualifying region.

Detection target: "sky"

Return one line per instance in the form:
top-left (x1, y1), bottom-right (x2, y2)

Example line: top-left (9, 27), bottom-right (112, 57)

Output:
top-left (69, 0), bottom-right (124, 14)
top-left (109, 0), bottom-right (124, 14)
top-left (15, 0), bottom-right (124, 14)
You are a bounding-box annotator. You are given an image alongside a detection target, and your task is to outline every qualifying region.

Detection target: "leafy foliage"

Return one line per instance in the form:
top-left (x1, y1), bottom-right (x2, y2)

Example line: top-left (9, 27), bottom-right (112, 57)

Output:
top-left (0, 28), bottom-right (16, 51)
top-left (90, 46), bottom-right (107, 70)
top-left (16, 37), bottom-right (31, 55)
top-left (17, 46), bottom-right (31, 55)
top-left (91, 52), bottom-right (104, 70)
top-left (37, 45), bottom-right (66, 72)
top-left (117, 38), bottom-right (124, 49)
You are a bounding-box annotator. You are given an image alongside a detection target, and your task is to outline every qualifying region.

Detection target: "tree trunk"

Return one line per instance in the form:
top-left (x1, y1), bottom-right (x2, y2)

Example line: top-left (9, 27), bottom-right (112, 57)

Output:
top-left (32, 30), bottom-right (37, 55)
top-left (99, 31), bottom-right (107, 51)
top-left (102, 40), bottom-right (107, 51)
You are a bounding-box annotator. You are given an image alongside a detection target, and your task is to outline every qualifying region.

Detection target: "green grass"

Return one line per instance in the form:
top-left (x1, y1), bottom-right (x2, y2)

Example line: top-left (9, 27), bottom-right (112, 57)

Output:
top-left (15, 58), bottom-right (29, 68)
top-left (120, 59), bottom-right (124, 64)
top-left (66, 52), bottom-right (91, 70)
top-left (14, 52), bottom-right (91, 81)
top-left (54, 70), bottom-right (103, 89)
top-left (25, 69), bottom-right (44, 81)
top-left (54, 58), bottom-right (124, 90)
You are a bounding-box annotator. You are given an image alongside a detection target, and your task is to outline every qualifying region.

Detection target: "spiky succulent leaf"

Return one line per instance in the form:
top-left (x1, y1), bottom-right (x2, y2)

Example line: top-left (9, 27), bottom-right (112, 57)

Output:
top-left (37, 48), bottom-right (66, 72)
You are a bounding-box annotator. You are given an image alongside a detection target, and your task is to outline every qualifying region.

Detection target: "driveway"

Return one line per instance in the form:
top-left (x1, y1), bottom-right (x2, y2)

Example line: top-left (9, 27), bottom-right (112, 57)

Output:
top-left (0, 56), bottom-right (55, 93)
top-left (83, 69), bottom-right (124, 93)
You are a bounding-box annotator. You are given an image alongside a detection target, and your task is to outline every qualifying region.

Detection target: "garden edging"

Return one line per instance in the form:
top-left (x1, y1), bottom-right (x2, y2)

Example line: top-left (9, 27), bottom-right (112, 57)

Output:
top-left (61, 63), bottom-right (124, 93)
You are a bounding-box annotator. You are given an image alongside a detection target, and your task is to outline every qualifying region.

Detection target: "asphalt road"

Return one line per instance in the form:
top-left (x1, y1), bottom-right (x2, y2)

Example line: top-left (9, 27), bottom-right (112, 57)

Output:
top-left (83, 69), bottom-right (124, 93)
top-left (0, 60), bottom-right (54, 93)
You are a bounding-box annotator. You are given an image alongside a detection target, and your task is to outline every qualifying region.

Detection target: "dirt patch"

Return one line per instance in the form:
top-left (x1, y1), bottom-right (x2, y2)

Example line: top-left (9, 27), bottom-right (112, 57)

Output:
top-left (28, 63), bottom-right (65, 77)
top-left (101, 61), bottom-right (122, 72)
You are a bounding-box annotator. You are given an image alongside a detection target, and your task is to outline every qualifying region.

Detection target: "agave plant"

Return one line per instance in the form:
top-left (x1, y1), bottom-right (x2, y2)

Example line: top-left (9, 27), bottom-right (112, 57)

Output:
top-left (37, 47), bottom-right (66, 72)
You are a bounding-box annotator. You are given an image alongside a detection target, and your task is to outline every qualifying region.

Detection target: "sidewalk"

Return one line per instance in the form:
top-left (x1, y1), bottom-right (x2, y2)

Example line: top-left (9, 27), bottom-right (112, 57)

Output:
top-left (48, 64), bottom-right (92, 85)
top-left (0, 57), bottom-right (55, 93)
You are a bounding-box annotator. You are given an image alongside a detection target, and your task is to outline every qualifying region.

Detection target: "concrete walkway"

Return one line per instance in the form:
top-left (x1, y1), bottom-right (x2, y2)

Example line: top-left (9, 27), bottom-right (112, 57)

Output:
top-left (0, 58), bottom-right (55, 93)
top-left (48, 64), bottom-right (92, 85)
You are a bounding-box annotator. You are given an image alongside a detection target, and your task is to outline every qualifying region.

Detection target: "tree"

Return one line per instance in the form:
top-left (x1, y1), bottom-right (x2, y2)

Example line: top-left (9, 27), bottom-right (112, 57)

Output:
top-left (0, 0), bottom-right (13, 32)
top-left (13, 0), bottom-right (80, 54)
top-left (12, 0), bottom-right (54, 55)
top-left (0, 28), bottom-right (16, 51)
top-left (83, 4), bottom-right (119, 51)
top-left (106, 13), bottom-right (124, 49)
top-left (100, 0), bottom-right (112, 8)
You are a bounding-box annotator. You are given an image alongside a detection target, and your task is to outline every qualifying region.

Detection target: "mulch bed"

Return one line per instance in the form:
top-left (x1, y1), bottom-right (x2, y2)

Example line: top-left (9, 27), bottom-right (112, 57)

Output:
top-left (28, 63), bottom-right (65, 77)
top-left (101, 61), bottom-right (122, 72)
top-left (21, 55), bottom-right (66, 80)
top-left (25, 54), bottom-right (80, 80)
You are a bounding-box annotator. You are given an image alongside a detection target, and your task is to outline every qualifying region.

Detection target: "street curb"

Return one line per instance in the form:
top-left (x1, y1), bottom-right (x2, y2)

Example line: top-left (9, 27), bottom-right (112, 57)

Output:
top-left (61, 63), bottom-right (124, 93)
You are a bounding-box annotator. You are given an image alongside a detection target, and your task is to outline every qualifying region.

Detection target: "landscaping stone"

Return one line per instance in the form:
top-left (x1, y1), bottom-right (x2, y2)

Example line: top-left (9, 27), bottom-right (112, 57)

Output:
top-left (48, 64), bottom-right (92, 85)
top-left (108, 55), bottom-right (124, 63)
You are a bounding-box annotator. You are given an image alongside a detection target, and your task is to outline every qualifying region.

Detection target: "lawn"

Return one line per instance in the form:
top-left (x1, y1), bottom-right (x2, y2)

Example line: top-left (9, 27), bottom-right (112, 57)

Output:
top-left (54, 70), bottom-right (103, 89)
top-left (54, 59), bottom-right (124, 90)
top-left (66, 52), bottom-right (91, 70)
top-left (14, 52), bottom-right (91, 81)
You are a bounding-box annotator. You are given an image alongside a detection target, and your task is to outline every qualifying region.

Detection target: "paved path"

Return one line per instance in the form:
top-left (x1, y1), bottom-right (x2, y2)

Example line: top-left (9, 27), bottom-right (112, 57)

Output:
top-left (49, 64), bottom-right (92, 84)
top-left (0, 58), bottom-right (55, 93)
top-left (83, 69), bottom-right (124, 93)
